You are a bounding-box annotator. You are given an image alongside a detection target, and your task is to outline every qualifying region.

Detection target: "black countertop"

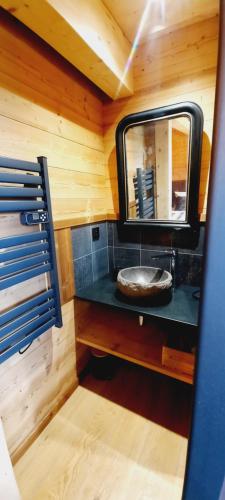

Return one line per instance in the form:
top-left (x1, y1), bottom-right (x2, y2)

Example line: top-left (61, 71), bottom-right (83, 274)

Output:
top-left (76, 275), bottom-right (199, 327)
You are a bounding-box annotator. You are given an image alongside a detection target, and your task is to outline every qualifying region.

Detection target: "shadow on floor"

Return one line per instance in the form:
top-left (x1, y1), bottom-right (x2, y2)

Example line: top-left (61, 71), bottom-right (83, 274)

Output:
top-left (80, 358), bottom-right (193, 439)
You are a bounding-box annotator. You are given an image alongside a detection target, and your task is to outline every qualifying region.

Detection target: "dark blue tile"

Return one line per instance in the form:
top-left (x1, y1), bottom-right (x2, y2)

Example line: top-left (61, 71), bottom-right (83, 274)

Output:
top-left (72, 225), bottom-right (91, 260)
top-left (172, 225), bottom-right (205, 255)
top-left (113, 221), bottom-right (140, 249)
top-left (91, 222), bottom-right (107, 252)
top-left (108, 246), bottom-right (114, 273)
top-left (107, 222), bottom-right (114, 246)
top-left (178, 253), bottom-right (203, 286)
top-left (114, 247), bottom-right (140, 269)
top-left (92, 248), bottom-right (109, 281)
top-left (141, 250), bottom-right (171, 272)
top-left (73, 255), bottom-right (93, 291)
top-left (141, 230), bottom-right (172, 250)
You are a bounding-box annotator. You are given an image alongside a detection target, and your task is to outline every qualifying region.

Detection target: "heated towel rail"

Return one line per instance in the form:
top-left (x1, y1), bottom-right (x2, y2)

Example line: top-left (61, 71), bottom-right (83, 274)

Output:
top-left (133, 167), bottom-right (155, 219)
top-left (0, 155), bottom-right (62, 363)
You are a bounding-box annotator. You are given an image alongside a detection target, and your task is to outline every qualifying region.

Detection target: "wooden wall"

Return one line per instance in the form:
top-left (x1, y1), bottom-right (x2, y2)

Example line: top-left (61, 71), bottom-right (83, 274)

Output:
top-left (0, 219), bottom-right (76, 465)
top-left (0, 9), bottom-right (107, 222)
top-left (172, 129), bottom-right (189, 182)
top-left (0, 213), bottom-right (77, 463)
top-left (0, 300), bottom-right (76, 463)
top-left (0, 301), bottom-right (77, 461)
top-left (103, 16), bottom-right (219, 220)
top-left (126, 125), bottom-right (145, 208)
top-left (0, 10), bottom-right (106, 460)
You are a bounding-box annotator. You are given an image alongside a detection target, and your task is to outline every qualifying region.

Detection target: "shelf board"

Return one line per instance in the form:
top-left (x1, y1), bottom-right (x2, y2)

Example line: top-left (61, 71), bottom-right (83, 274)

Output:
top-left (76, 301), bottom-right (193, 384)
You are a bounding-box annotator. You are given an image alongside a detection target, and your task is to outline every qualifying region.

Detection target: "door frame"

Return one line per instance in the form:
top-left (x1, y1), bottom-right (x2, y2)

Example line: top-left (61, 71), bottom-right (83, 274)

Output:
top-left (182, 1), bottom-right (225, 498)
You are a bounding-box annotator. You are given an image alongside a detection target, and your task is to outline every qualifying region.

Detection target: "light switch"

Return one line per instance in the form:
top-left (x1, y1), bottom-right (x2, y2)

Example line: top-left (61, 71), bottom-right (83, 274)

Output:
top-left (92, 227), bottom-right (100, 241)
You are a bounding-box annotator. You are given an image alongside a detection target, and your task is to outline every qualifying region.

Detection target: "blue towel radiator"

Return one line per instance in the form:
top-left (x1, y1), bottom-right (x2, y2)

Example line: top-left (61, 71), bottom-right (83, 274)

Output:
top-left (133, 167), bottom-right (155, 219)
top-left (0, 155), bottom-right (62, 363)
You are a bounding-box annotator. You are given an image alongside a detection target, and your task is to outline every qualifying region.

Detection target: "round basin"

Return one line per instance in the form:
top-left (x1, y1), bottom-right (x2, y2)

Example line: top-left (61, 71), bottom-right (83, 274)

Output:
top-left (117, 266), bottom-right (172, 298)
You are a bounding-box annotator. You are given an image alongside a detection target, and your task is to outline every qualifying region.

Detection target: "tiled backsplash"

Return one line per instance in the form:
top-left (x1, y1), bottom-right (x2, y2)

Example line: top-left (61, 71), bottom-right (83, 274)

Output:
top-left (72, 220), bottom-right (205, 291)
top-left (72, 222), bottom-right (108, 291)
top-left (108, 222), bottom-right (204, 287)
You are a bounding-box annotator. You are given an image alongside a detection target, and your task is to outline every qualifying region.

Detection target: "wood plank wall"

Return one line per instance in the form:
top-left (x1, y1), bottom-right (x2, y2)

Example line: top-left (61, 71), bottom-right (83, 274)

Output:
top-left (103, 16), bottom-right (219, 220)
top-left (172, 129), bottom-right (189, 182)
top-left (0, 9), bottom-right (107, 222)
top-left (0, 214), bottom-right (77, 463)
top-left (0, 299), bottom-right (76, 464)
top-left (0, 10), bottom-right (106, 460)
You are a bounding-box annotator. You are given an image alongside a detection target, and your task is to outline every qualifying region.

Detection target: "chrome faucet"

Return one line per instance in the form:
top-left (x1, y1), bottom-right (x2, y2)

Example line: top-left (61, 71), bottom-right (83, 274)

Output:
top-left (152, 249), bottom-right (178, 288)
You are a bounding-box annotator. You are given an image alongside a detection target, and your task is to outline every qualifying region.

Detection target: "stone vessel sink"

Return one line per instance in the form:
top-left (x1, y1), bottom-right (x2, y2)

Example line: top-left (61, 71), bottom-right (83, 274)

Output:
top-left (117, 266), bottom-right (172, 299)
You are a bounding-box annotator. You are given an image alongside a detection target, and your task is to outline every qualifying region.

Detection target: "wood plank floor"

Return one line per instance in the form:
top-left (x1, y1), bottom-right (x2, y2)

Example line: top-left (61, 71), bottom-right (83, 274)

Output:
top-left (14, 361), bottom-right (192, 500)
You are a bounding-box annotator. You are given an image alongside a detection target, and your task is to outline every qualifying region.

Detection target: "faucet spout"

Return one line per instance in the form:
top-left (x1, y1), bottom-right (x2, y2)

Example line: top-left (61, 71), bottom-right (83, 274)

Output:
top-left (152, 249), bottom-right (178, 288)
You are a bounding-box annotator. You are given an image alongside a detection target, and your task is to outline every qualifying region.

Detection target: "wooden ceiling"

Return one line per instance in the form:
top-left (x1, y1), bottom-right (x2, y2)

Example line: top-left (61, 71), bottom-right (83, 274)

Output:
top-left (1, 0), bottom-right (219, 101)
top-left (103, 0), bottom-right (219, 44)
top-left (1, 0), bottom-right (133, 100)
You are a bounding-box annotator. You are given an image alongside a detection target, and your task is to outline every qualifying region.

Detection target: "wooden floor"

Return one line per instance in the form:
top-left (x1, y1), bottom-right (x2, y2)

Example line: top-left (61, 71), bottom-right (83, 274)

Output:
top-left (14, 361), bottom-right (192, 500)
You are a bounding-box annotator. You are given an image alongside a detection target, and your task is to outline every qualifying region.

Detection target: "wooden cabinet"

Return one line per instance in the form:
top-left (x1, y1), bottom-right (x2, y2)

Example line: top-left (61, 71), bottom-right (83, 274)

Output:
top-left (75, 299), bottom-right (196, 384)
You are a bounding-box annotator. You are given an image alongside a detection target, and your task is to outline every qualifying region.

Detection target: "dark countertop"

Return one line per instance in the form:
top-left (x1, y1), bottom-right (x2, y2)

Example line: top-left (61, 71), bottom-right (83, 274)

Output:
top-left (76, 275), bottom-right (199, 327)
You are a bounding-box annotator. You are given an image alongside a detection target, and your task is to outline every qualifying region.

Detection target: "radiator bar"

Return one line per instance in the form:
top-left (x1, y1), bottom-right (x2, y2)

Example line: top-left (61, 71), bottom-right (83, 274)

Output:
top-left (0, 231), bottom-right (48, 249)
top-left (0, 200), bottom-right (45, 212)
top-left (0, 289), bottom-right (54, 327)
top-left (0, 156), bottom-right (41, 172)
top-left (0, 187), bottom-right (44, 198)
top-left (0, 252), bottom-right (50, 278)
top-left (0, 298), bottom-right (55, 339)
top-left (1, 242), bottom-right (49, 263)
top-left (0, 317), bottom-right (56, 363)
top-left (0, 172), bottom-right (42, 185)
top-left (0, 262), bottom-right (51, 290)
top-left (0, 309), bottom-right (55, 349)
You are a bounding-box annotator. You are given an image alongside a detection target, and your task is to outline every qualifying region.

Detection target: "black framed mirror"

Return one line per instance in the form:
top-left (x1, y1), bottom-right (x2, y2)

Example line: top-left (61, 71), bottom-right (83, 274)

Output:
top-left (116, 102), bottom-right (203, 229)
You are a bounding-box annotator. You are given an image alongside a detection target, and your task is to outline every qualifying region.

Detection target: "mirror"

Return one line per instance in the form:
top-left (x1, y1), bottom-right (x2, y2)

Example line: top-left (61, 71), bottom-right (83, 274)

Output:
top-left (125, 116), bottom-right (190, 222)
top-left (116, 102), bottom-right (203, 229)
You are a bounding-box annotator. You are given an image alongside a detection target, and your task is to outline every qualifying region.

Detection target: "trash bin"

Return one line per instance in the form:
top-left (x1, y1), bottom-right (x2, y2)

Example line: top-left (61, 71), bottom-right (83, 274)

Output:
top-left (90, 348), bottom-right (115, 380)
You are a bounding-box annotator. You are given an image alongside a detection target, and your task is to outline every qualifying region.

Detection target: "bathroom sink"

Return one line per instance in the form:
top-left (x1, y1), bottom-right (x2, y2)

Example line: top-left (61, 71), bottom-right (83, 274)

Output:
top-left (117, 266), bottom-right (172, 299)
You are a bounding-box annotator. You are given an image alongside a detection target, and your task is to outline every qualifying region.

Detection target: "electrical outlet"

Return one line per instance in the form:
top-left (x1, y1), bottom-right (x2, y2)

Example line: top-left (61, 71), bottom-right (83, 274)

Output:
top-left (92, 226), bottom-right (100, 241)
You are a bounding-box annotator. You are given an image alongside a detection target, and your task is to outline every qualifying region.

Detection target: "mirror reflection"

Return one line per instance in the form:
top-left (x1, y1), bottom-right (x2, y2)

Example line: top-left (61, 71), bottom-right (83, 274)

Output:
top-left (125, 115), bottom-right (191, 222)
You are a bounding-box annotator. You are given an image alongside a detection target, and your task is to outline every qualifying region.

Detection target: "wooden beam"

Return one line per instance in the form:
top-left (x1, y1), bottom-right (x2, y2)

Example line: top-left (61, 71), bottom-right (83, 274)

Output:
top-left (1, 0), bottom-right (133, 100)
